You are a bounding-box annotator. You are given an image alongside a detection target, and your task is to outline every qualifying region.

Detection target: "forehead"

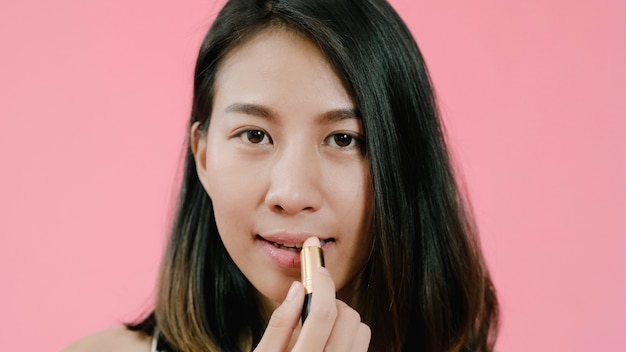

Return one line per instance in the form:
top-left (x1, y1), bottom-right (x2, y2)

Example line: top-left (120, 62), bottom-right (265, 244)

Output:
top-left (212, 27), bottom-right (354, 112)
top-left (216, 27), bottom-right (329, 80)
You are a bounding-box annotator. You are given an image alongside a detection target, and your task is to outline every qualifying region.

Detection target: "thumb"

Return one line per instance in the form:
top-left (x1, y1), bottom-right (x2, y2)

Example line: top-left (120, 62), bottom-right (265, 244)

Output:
top-left (254, 281), bottom-right (304, 352)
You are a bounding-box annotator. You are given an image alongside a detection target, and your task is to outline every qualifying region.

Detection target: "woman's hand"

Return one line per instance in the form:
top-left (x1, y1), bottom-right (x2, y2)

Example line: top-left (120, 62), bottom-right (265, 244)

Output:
top-left (254, 267), bottom-right (371, 351)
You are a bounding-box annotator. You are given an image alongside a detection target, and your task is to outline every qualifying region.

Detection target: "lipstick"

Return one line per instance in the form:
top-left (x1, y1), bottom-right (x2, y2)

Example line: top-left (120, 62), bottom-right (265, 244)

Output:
top-left (300, 236), bottom-right (325, 323)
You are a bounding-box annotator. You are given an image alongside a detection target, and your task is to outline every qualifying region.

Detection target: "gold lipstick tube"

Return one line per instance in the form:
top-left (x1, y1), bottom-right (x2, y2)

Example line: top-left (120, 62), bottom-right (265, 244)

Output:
top-left (300, 243), bottom-right (325, 323)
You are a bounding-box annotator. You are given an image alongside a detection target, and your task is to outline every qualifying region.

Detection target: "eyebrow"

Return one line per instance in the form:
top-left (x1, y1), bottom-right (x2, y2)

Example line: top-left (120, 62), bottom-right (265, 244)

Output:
top-left (320, 108), bottom-right (360, 123)
top-left (224, 103), bottom-right (360, 122)
top-left (225, 103), bottom-right (274, 119)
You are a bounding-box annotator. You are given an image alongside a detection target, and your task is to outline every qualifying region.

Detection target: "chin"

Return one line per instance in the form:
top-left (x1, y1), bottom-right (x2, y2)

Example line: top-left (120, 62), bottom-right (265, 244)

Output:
top-left (253, 286), bottom-right (287, 314)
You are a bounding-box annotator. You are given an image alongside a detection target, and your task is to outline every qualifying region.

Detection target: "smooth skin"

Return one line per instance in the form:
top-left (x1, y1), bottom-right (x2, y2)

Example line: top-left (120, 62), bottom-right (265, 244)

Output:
top-left (192, 26), bottom-right (373, 311)
top-left (64, 270), bottom-right (370, 351)
top-left (192, 27), bottom-right (372, 351)
top-left (64, 28), bottom-right (371, 351)
top-left (255, 268), bottom-right (371, 351)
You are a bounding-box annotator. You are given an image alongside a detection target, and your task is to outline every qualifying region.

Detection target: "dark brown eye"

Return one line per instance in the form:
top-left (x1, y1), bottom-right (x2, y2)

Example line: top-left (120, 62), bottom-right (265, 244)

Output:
top-left (246, 130), bottom-right (267, 144)
top-left (333, 133), bottom-right (354, 147)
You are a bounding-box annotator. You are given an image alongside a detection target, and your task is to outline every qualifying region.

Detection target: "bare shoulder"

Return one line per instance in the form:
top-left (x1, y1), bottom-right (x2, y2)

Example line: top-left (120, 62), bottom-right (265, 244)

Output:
top-left (63, 326), bottom-right (152, 352)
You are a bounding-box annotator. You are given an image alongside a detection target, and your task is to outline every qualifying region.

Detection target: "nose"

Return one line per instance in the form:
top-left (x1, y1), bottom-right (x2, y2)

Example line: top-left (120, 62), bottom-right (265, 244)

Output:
top-left (264, 145), bottom-right (323, 215)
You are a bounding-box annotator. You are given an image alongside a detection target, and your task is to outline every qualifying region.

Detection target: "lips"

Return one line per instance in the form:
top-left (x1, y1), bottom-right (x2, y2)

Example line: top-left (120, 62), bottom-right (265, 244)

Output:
top-left (257, 234), bottom-right (334, 267)
top-left (258, 235), bottom-right (334, 252)
top-left (270, 241), bottom-right (303, 251)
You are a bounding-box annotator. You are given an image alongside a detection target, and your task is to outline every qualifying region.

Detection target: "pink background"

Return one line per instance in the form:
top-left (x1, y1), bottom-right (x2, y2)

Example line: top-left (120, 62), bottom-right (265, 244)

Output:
top-left (1, 0), bottom-right (624, 351)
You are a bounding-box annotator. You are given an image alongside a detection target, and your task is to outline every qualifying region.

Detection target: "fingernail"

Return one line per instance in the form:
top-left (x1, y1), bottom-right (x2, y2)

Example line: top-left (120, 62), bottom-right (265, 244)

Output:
top-left (286, 281), bottom-right (300, 302)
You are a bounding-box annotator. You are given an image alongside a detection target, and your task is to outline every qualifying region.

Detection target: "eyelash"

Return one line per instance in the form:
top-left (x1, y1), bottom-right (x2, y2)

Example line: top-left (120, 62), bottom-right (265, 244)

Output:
top-left (234, 129), bottom-right (363, 150)
top-left (324, 133), bottom-right (362, 149)
top-left (240, 129), bottom-right (272, 144)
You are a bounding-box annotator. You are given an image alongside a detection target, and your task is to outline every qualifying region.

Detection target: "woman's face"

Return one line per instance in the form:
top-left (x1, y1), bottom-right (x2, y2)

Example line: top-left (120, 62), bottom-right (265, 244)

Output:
top-left (192, 28), bottom-right (373, 308)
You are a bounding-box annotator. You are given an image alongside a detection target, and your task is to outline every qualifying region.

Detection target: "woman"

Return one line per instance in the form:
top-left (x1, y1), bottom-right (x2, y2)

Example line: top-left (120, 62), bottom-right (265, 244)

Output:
top-left (66, 0), bottom-right (498, 351)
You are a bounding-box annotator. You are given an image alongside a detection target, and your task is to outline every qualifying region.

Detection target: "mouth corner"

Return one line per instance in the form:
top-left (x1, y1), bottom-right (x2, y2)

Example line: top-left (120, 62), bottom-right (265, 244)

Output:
top-left (320, 237), bottom-right (336, 246)
top-left (257, 234), bottom-right (335, 249)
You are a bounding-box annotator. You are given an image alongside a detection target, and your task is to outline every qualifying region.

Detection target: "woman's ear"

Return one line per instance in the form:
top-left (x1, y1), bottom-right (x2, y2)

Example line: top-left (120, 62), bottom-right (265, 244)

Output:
top-left (190, 121), bottom-right (210, 193)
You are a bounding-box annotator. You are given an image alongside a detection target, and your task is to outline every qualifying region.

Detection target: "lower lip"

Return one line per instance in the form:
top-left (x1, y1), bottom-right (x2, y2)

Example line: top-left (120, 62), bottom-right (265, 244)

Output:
top-left (259, 238), bottom-right (331, 268)
top-left (261, 239), bottom-right (301, 268)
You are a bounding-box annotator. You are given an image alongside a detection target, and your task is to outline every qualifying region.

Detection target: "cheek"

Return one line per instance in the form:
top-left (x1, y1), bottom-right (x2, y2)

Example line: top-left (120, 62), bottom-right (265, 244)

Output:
top-left (352, 166), bottom-right (374, 259)
top-left (203, 151), bottom-right (263, 230)
top-left (338, 163), bottom-right (372, 222)
top-left (333, 163), bottom-right (374, 252)
top-left (204, 144), bottom-right (243, 198)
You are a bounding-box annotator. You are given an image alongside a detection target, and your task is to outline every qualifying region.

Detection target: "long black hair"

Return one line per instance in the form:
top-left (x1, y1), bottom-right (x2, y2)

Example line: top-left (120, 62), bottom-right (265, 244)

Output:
top-left (129, 0), bottom-right (499, 350)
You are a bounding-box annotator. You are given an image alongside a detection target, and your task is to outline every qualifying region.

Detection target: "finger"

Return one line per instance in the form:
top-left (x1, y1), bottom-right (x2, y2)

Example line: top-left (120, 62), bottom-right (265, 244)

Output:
top-left (324, 300), bottom-right (370, 351)
top-left (352, 322), bottom-right (372, 351)
top-left (292, 267), bottom-right (338, 350)
top-left (254, 281), bottom-right (304, 352)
